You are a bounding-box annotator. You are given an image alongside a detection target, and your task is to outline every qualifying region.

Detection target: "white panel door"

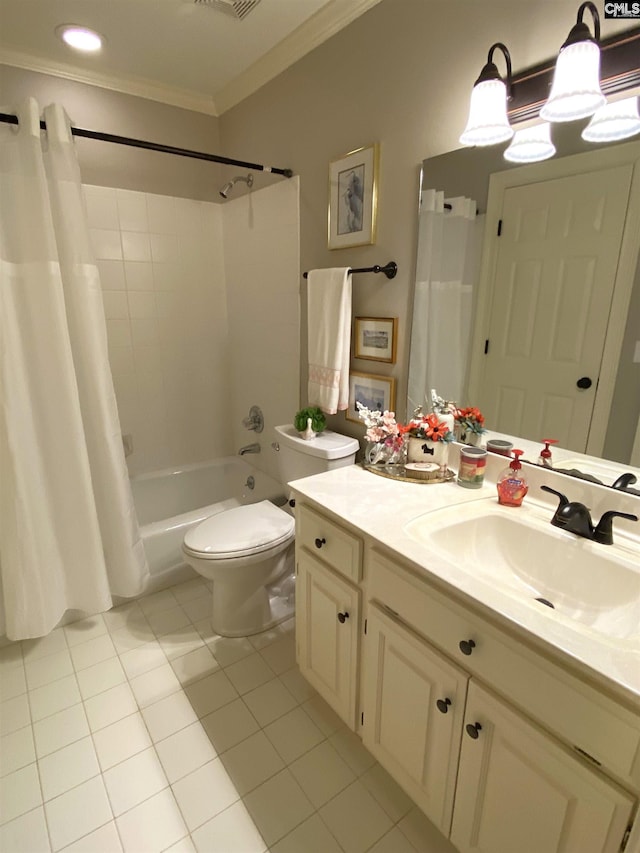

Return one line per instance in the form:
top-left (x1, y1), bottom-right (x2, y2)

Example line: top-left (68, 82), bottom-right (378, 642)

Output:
top-left (362, 606), bottom-right (468, 836)
top-left (451, 682), bottom-right (635, 853)
top-left (478, 164), bottom-right (632, 451)
top-left (296, 550), bottom-right (360, 728)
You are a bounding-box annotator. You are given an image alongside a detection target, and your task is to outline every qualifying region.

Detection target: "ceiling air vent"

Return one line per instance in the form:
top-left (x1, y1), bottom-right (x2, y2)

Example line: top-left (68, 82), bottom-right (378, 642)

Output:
top-left (194, 0), bottom-right (262, 20)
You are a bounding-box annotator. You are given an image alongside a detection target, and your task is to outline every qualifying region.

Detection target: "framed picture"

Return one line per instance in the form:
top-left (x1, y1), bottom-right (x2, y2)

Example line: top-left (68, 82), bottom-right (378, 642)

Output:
top-left (346, 371), bottom-right (396, 423)
top-left (354, 317), bottom-right (397, 363)
top-left (328, 143), bottom-right (379, 250)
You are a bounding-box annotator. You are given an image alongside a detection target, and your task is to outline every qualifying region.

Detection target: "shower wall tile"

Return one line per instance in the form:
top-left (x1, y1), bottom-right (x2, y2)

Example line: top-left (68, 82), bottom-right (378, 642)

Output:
top-left (97, 259), bottom-right (126, 291)
top-left (84, 186), bottom-right (119, 231)
top-left (117, 190), bottom-right (148, 232)
top-left (150, 233), bottom-right (180, 264)
top-left (90, 228), bottom-right (123, 261)
top-left (147, 196), bottom-right (176, 234)
top-left (124, 261), bottom-right (154, 291)
top-left (121, 231), bottom-right (152, 263)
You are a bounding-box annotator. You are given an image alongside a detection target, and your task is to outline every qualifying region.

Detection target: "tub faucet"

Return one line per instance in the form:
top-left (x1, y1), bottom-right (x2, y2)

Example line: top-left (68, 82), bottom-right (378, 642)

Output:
top-left (239, 443), bottom-right (261, 456)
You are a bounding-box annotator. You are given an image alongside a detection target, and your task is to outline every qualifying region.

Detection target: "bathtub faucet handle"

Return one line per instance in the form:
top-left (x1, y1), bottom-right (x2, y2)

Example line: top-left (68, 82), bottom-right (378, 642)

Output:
top-left (242, 405), bottom-right (264, 433)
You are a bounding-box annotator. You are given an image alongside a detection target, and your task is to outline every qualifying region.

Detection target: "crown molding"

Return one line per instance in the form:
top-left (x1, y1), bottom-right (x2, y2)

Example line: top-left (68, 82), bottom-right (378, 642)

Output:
top-left (0, 48), bottom-right (219, 116)
top-left (214, 0), bottom-right (383, 114)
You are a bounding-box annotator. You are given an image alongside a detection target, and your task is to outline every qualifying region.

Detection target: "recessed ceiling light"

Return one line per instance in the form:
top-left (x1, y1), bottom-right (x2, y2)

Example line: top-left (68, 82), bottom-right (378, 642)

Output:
top-left (56, 25), bottom-right (104, 52)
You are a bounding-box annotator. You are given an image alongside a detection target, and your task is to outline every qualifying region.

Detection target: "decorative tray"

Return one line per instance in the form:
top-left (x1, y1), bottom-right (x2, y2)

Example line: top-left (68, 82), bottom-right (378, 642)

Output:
top-left (362, 463), bottom-right (456, 484)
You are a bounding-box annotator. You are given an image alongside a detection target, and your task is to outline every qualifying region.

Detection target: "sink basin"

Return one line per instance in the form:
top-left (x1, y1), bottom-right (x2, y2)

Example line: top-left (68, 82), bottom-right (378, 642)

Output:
top-left (404, 500), bottom-right (640, 641)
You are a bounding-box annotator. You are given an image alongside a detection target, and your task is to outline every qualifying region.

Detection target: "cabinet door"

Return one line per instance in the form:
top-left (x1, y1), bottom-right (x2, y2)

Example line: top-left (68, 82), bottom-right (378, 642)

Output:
top-left (451, 682), bottom-right (635, 853)
top-left (362, 605), bottom-right (469, 836)
top-left (296, 550), bottom-right (360, 729)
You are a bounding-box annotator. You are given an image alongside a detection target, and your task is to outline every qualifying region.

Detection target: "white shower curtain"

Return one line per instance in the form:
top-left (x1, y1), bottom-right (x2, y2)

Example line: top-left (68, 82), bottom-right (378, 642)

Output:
top-left (408, 189), bottom-right (484, 414)
top-left (0, 98), bottom-right (149, 640)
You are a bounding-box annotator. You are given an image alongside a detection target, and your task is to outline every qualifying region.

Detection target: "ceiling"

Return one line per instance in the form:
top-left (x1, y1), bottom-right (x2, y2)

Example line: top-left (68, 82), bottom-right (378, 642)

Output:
top-left (0, 0), bottom-right (381, 115)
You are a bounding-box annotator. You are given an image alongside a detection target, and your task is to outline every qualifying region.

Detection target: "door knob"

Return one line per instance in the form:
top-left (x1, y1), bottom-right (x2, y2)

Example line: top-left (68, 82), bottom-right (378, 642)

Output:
top-left (576, 376), bottom-right (593, 389)
top-left (337, 611), bottom-right (349, 623)
top-left (436, 698), bottom-right (452, 714)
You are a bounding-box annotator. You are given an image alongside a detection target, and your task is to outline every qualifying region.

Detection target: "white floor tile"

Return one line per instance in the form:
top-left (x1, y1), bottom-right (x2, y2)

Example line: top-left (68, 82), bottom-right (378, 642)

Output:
top-left (0, 763), bottom-right (42, 824)
top-left (191, 799), bottom-right (267, 853)
top-left (0, 644), bottom-right (24, 669)
top-left (33, 703), bottom-right (90, 758)
top-left (329, 727), bottom-right (377, 776)
top-left (147, 605), bottom-right (191, 638)
top-left (180, 598), bottom-right (211, 626)
top-left (183, 670), bottom-right (238, 718)
top-left (25, 649), bottom-right (74, 690)
top-left (69, 635), bottom-right (117, 673)
top-left (225, 653), bottom-right (275, 695)
top-left (278, 668), bottom-right (316, 704)
top-left (0, 806), bottom-right (51, 853)
top-left (60, 820), bottom-right (123, 852)
top-left (171, 579), bottom-right (209, 606)
top-left (84, 683), bottom-right (138, 732)
top-left (264, 707), bottom-right (324, 764)
top-left (22, 629), bottom-right (67, 662)
top-left (248, 621), bottom-right (291, 652)
top-left (0, 695), bottom-right (31, 736)
top-left (141, 691), bottom-right (198, 742)
top-left (44, 776), bottom-right (112, 851)
top-left (172, 759), bottom-right (240, 832)
top-left (361, 763), bottom-right (414, 823)
top-left (219, 731), bottom-right (284, 796)
top-left (76, 657), bottom-right (126, 700)
top-left (64, 616), bottom-right (107, 648)
top-left (137, 589), bottom-right (179, 618)
top-left (368, 826), bottom-right (419, 853)
top-left (157, 627), bottom-right (205, 661)
top-left (38, 737), bottom-right (100, 801)
top-left (302, 694), bottom-right (345, 737)
top-left (0, 665), bottom-right (26, 701)
top-left (170, 646), bottom-right (219, 686)
top-left (165, 836), bottom-right (196, 853)
top-left (200, 698), bottom-right (259, 754)
top-left (0, 726), bottom-right (36, 777)
top-left (119, 641), bottom-right (167, 680)
top-left (289, 741), bottom-right (355, 808)
top-left (397, 807), bottom-right (458, 853)
top-left (92, 713), bottom-right (152, 772)
top-left (110, 624), bottom-right (153, 655)
top-left (103, 747), bottom-right (168, 816)
top-left (129, 663), bottom-right (182, 708)
top-left (29, 674), bottom-right (82, 722)
top-left (155, 721), bottom-right (217, 784)
top-left (242, 678), bottom-right (297, 727)
top-left (319, 780), bottom-right (393, 853)
top-left (206, 635), bottom-right (253, 668)
top-left (270, 813), bottom-right (342, 853)
top-left (116, 788), bottom-right (187, 853)
top-left (258, 635), bottom-right (296, 676)
top-left (102, 601), bottom-right (146, 634)
top-left (242, 769), bottom-right (314, 847)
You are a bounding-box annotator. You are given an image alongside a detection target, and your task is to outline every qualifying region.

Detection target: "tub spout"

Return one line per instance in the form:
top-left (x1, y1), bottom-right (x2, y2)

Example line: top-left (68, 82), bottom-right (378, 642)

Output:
top-left (239, 443), bottom-right (261, 456)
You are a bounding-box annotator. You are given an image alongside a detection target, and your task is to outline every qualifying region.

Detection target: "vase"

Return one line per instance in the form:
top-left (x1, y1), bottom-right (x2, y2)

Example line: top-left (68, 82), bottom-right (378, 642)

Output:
top-left (459, 430), bottom-right (483, 447)
top-left (407, 436), bottom-right (449, 469)
top-left (365, 442), bottom-right (387, 465)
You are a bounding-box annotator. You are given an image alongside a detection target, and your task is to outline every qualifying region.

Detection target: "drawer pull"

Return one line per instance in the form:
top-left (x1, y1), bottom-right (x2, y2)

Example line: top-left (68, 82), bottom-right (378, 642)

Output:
top-left (466, 722), bottom-right (482, 739)
top-left (459, 639), bottom-right (476, 656)
top-left (315, 537), bottom-right (326, 549)
top-left (436, 698), bottom-right (451, 714)
top-left (337, 611), bottom-right (349, 624)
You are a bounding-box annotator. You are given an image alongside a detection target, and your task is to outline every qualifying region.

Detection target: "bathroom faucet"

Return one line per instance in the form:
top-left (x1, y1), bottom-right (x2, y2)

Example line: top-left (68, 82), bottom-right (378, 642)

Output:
top-left (611, 472), bottom-right (638, 492)
top-left (239, 443), bottom-right (261, 456)
top-left (242, 405), bottom-right (264, 433)
top-left (540, 485), bottom-right (638, 545)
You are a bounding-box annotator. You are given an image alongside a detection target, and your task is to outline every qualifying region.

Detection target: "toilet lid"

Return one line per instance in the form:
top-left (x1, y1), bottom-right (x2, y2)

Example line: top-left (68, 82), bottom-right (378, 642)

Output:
top-left (183, 500), bottom-right (294, 559)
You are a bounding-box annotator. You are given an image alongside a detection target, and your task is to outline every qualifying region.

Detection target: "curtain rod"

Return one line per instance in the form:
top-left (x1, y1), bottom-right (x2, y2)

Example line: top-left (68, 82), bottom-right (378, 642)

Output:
top-left (303, 262), bottom-right (397, 280)
top-left (0, 112), bottom-right (293, 177)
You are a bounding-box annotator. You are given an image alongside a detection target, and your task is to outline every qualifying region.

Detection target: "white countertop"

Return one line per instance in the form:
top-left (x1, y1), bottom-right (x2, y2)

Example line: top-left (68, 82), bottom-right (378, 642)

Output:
top-left (289, 450), bottom-right (640, 708)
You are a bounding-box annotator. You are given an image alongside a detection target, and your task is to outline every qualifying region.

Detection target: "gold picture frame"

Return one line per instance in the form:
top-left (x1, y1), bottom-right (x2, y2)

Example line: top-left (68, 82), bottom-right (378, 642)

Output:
top-left (328, 143), bottom-right (379, 250)
top-left (354, 317), bottom-right (397, 363)
top-left (346, 371), bottom-right (396, 423)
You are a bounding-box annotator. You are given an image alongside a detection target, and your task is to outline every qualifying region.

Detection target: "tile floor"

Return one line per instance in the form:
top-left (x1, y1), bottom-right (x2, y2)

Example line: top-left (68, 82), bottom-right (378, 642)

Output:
top-left (0, 577), bottom-right (456, 853)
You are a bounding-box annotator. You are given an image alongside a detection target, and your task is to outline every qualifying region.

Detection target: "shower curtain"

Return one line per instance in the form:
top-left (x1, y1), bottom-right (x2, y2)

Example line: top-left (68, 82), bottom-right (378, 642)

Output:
top-left (0, 98), bottom-right (148, 640)
top-left (408, 189), bottom-right (483, 414)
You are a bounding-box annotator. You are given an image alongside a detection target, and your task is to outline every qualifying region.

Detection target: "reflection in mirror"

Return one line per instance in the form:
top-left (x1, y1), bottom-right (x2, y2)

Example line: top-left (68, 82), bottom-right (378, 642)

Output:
top-left (408, 122), bottom-right (640, 491)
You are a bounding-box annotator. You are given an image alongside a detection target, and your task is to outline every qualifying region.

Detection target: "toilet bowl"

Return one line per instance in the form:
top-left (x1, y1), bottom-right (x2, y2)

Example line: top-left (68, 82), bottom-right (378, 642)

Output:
top-left (182, 500), bottom-right (295, 637)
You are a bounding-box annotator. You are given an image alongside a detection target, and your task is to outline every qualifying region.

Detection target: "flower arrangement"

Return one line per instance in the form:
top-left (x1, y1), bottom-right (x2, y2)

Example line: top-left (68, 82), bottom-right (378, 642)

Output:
top-left (403, 412), bottom-right (454, 443)
top-left (356, 403), bottom-right (405, 463)
top-left (454, 406), bottom-right (486, 437)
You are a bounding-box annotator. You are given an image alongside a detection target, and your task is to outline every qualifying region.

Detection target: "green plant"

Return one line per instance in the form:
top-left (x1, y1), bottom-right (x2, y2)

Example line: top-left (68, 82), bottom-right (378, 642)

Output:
top-left (294, 407), bottom-right (326, 434)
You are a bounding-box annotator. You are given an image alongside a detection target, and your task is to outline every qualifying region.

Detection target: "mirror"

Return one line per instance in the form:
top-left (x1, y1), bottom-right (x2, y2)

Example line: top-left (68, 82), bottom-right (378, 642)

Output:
top-left (408, 120), bottom-right (640, 493)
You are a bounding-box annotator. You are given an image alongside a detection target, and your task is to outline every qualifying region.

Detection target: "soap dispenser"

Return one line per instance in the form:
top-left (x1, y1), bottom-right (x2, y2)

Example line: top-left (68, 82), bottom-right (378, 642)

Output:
top-left (538, 439), bottom-right (558, 468)
top-left (497, 449), bottom-right (528, 507)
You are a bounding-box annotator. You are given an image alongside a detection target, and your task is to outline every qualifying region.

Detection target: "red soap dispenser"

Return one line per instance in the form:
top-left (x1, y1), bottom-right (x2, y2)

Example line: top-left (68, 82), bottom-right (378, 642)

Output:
top-left (497, 449), bottom-right (528, 507)
top-left (538, 438), bottom-right (558, 468)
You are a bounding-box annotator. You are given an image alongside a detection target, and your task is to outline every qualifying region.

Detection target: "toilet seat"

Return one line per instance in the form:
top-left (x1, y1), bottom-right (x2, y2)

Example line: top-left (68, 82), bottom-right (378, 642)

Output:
top-left (183, 500), bottom-right (294, 561)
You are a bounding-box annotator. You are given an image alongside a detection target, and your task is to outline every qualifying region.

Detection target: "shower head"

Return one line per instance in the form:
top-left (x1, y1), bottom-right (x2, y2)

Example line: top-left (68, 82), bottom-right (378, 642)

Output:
top-left (219, 173), bottom-right (254, 199)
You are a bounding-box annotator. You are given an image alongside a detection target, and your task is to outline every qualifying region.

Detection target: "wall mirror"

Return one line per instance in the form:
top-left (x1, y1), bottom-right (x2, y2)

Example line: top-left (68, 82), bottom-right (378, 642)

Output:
top-left (408, 120), bottom-right (640, 494)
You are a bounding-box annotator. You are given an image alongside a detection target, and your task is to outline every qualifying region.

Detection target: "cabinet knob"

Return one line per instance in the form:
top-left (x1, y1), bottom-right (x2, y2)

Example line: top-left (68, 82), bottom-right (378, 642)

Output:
top-left (466, 722), bottom-right (482, 739)
top-left (576, 376), bottom-right (593, 390)
top-left (459, 639), bottom-right (476, 656)
top-left (436, 698), bottom-right (452, 714)
top-left (289, 498), bottom-right (296, 508)
top-left (315, 537), bottom-right (326, 549)
top-left (337, 611), bottom-right (349, 624)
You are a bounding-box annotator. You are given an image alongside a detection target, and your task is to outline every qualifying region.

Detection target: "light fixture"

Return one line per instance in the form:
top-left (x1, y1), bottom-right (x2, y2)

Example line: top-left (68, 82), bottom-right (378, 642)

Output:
top-left (504, 123), bottom-right (556, 163)
top-left (581, 96), bottom-right (640, 142)
top-left (460, 43), bottom-right (514, 147)
top-left (540, 2), bottom-right (605, 123)
top-left (56, 25), bottom-right (104, 52)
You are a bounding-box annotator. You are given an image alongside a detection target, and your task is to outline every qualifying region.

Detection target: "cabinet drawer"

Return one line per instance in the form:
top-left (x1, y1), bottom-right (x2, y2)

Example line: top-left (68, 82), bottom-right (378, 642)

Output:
top-left (297, 503), bottom-right (362, 582)
top-left (368, 547), bottom-right (640, 787)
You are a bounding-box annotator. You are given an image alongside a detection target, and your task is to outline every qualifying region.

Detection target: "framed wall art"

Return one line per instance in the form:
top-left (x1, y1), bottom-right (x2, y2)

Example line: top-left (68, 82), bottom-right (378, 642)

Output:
top-left (354, 317), bottom-right (397, 363)
top-left (328, 143), bottom-right (379, 250)
top-left (346, 371), bottom-right (396, 423)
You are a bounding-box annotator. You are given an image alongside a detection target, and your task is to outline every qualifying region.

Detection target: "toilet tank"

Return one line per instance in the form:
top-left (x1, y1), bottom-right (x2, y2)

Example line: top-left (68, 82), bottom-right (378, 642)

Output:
top-left (274, 424), bottom-right (359, 484)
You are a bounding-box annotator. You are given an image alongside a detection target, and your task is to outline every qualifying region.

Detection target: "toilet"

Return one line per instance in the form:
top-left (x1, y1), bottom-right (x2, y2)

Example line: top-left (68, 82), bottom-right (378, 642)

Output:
top-left (182, 424), bottom-right (359, 637)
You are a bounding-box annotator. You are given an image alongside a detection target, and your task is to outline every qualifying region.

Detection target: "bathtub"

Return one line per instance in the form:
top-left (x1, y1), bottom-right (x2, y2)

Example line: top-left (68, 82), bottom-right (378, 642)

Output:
top-left (131, 457), bottom-right (286, 594)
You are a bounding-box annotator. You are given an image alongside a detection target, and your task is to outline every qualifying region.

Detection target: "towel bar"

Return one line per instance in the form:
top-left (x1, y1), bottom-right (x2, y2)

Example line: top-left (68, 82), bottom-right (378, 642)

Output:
top-left (303, 261), bottom-right (397, 280)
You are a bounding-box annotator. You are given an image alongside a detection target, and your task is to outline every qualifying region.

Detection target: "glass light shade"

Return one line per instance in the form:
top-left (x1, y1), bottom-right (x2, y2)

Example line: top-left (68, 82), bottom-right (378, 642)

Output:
top-left (57, 26), bottom-right (103, 52)
top-left (540, 41), bottom-right (605, 122)
top-left (459, 79), bottom-right (514, 147)
top-left (582, 97), bottom-right (640, 142)
top-left (504, 123), bottom-right (556, 163)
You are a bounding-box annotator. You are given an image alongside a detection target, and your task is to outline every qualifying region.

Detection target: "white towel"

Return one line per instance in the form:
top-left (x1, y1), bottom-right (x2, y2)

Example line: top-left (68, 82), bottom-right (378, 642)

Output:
top-left (307, 268), bottom-right (352, 414)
